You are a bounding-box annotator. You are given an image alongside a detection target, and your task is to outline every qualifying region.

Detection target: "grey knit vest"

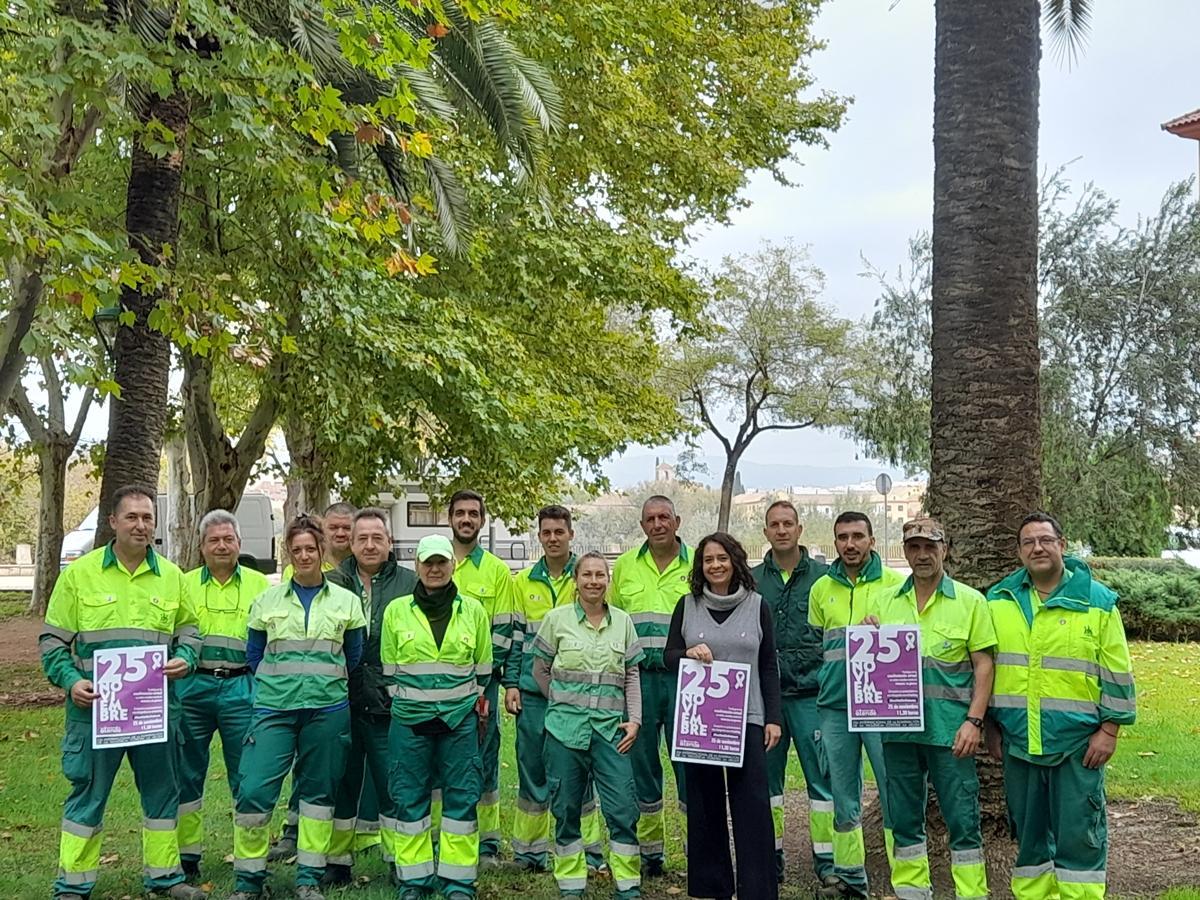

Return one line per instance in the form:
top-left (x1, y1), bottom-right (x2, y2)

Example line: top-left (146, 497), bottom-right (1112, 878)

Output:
top-left (680, 590), bottom-right (765, 726)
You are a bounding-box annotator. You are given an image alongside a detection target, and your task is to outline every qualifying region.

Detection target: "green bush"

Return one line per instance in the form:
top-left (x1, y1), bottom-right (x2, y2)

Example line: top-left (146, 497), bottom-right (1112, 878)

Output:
top-left (1093, 567), bottom-right (1200, 641)
top-left (1088, 556), bottom-right (1195, 575)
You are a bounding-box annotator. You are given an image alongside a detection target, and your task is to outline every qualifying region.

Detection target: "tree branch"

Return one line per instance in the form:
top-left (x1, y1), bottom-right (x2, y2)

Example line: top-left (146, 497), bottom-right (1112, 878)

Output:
top-left (8, 382), bottom-right (47, 444)
top-left (39, 355), bottom-right (65, 434)
top-left (68, 385), bottom-right (97, 448)
top-left (693, 386), bottom-right (732, 456)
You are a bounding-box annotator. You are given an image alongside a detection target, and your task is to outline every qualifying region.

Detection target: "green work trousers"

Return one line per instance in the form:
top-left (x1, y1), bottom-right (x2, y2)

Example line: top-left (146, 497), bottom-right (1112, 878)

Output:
top-left (1004, 745), bottom-right (1108, 900)
top-left (883, 741), bottom-right (987, 900)
top-left (513, 692), bottom-right (604, 870)
top-left (176, 671), bottom-right (254, 862)
top-left (546, 730), bottom-right (641, 899)
top-left (54, 716), bottom-right (186, 897)
top-left (389, 713), bottom-right (482, 897)
top-left (628, 668), bottom-right (686, 865)
top-left (478, 679), bottom-right (501, 857)
top-left (232, 706), bottom-right (351, 893)
top-left (818, 705), bottom-right (895, 895)
top-left (331, 711), bottom-right (396, 866)
top-left (767, 694), bottom-right (835, 882)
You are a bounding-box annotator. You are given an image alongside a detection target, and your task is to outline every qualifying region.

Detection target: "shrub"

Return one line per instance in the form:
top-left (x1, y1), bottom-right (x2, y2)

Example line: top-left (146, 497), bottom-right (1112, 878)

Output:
top-left (1088, 556), bottom-right (1195, 575)
top-left (1093, 567), bottom-right (1200, 642)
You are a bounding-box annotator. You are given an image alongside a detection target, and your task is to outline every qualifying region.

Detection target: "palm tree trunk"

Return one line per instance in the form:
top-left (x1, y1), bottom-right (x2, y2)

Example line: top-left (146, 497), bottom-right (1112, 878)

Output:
top-left (929, 0), bottom-right (1042, 589)
top-left (95, 87), bottom-right (190, 546)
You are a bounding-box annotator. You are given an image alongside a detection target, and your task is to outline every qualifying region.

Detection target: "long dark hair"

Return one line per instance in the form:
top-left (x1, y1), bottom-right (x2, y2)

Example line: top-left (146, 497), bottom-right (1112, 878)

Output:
top-left (690, 532), bottom-right (756, 597)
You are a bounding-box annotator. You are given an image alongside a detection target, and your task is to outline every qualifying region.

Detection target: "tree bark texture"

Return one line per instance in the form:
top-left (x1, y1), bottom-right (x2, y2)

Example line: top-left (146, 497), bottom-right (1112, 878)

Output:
top-left (164, 431), bottom-right (199, 570)
top-left (30, 441), bottom-right (71, 617)
top-left (929, 0), bottom-right (1043, 588)
top-left (284, 414), bottom-right (331, 521)
top-left (95, 88), bottom-right (190, 547)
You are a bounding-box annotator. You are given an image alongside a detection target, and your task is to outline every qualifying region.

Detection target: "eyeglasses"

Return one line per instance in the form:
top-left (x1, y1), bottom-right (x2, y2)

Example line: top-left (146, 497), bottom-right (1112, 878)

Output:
top-left (1019, 536), bottom-right (1061, 549)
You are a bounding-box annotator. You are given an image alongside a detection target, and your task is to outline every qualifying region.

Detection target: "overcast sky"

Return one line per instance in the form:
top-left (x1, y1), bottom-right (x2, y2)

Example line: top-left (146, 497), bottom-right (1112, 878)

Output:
top-left (610, 0), bottom-right (1200, 483)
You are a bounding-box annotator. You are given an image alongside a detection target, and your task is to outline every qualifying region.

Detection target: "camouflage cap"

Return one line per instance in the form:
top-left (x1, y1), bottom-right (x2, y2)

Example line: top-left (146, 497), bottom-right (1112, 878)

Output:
top-left (902, 516), bottom-right (946, 543)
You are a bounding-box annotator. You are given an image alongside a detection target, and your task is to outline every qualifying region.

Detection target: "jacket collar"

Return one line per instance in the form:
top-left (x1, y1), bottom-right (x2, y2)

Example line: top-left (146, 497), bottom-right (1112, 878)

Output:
top-left (992, 556), bottom-right (1101, 613)
top-left (200, 563), bottom-right (241, 585)
top-left (102, 541), bottom-right (160, 576)
top-left (828, 550), bottom-right (882, 588)
top-left (531, 554), bottom-right (577, 587)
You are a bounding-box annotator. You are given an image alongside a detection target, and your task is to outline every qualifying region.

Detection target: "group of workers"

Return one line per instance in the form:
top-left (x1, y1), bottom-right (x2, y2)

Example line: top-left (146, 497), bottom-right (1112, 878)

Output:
top-left (39, 483), bottom-right (1135, 900)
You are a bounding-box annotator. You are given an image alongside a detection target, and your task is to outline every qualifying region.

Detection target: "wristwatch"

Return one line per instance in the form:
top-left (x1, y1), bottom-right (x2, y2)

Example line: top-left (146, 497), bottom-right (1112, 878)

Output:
top-left (965, 716), bottom-right (984, 729)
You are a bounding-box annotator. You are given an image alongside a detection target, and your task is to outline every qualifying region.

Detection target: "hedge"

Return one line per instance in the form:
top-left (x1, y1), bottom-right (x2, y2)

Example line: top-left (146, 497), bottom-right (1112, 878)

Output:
top-left (1087, 562), bottom-right (1200, 642)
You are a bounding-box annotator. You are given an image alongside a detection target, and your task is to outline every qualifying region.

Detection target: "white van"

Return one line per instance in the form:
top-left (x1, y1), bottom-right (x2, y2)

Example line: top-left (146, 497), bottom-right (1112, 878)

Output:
top-left (60, 492), bottom-right (277, 573)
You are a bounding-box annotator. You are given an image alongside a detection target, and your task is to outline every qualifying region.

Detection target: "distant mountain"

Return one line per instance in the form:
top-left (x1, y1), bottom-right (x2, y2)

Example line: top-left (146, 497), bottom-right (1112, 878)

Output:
top-left (601, 454), bottom-right (910, 490)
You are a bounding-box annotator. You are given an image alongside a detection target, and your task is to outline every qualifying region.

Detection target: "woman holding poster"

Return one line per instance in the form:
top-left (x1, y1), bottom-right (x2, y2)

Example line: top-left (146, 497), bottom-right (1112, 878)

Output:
top-left (533, 551), bottom-right (645, 899)
top-left (666, 532), bottom-right (782, 900)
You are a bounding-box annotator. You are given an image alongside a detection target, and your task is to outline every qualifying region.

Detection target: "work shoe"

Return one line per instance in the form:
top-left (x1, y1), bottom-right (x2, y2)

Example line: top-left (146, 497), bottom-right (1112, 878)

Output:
top-left (817, 878), bottom-right (853, 898)
top-left (294, 887), bottom-right (325, 900)
top-left (181, 858), bottom-right (202, 881)
top-left (643, 859), bottom-right (667, 879)
top-left (266, 837), bottom-right (296, 862)
top-left (320, 864), bottom-right (352, 887)
top-left (587, 861), bottom-right (610, 877)
top-left (478, 854), bottom-right (502, 870)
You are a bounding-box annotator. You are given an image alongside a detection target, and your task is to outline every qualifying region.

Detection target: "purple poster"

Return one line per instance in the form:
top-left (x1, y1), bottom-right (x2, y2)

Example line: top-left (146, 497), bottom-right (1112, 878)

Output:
top-left (671, 659), bottom-right (751, 767)
top-left (846, 625), bottom-right (924, 732)
top-left (92, 645), bottom-right (169, 749)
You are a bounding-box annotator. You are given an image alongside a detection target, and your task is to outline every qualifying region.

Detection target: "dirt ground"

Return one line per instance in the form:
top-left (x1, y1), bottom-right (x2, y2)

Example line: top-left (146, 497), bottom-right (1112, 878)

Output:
top-left (3, 613), bottom-right (1197, 896)
top-left (780, 783), bottom-right (1200, 898)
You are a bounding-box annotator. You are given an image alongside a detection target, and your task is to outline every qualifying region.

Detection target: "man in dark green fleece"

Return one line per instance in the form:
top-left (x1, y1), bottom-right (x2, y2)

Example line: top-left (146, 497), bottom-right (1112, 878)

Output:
top-left (325, 507), bottom-right (417, 884)
top-left (751, 500), bottom-right (834, 887)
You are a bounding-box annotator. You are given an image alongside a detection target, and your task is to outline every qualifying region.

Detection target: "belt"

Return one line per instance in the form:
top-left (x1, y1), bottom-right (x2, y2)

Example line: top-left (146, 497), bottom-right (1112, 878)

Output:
top-left (199, 666), bottom-right (252, 679)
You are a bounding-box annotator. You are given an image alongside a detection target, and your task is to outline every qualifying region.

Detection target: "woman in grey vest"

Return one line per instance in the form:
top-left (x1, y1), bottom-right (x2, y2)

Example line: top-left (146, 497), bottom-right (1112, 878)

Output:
top-left (665, 532), bottom-right (782, 900)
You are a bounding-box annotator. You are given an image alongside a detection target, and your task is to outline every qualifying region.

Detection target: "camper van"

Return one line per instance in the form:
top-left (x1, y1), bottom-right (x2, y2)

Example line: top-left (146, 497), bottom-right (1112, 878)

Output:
top-left (60, 492), bottom-right (277, 573)
top-left (373, 485), bottom-right (530, 570)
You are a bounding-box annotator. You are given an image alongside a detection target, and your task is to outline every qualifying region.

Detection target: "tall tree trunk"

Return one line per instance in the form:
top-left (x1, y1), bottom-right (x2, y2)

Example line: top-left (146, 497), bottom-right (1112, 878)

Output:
top-left (0, 261), bottom-right (44, 415)
top-left (28, 440), bottom-right (70, 617)
top-left (164, 430), bottom-right (199, 570)
top-left (716, 450), bottom-right (743, 533)
top-left (95, 88), bottom-right (190, 547)
top-left (284, 414), bottom-right (331, 518)
top-left (929, 0), bottom-right (1042, 589)
top-left (930, 0), bottom-right (1043, 830)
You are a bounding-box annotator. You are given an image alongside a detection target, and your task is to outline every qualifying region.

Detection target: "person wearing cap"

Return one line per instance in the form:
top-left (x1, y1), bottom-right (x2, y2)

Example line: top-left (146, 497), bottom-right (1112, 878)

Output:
top-left (533, 551), bottom-right (644, 899)
top-left (752, 500), bottom-right (835, 887)
top-left (381, 533), bottom-right (492, 900)
top-left (324, 508), bottom-right (418, 884)
top-left (986, 512), bottom-right (1136, 900)
top-left (608, 495), bottom-right (691, 877)
top-left (808, 512), bottom-right (906, 897)
top-left (445, 489), bottom-right (515, 863)
top-left (505, 505), bottom-right (607, 873)
top-left (228, 515), bottom-right (367, 900)
top-left (176, 510), bottom-right (270, 881)
top-left (864, 517), bottom-right (996, 900)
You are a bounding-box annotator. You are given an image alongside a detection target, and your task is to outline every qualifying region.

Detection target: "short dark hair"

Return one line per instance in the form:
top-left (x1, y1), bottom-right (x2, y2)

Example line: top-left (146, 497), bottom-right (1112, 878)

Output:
top-left (764, 500), bottom-right (799, 524)
top-left (834, 511), bottom-right (873, 537)
top-left (537, 504), bottom-right (573, 529)
top-left (691, 532), bottom-right (756, 598)
top-left (1018, 511), bottom-right (1063, 542)
top-left (323, 501), bottom-right (357, 519)
top-left (353, 507), bottom-right (390, 533)
top-left (641, 494), bottom-right (676, 518)
top-left (285, 513), bottom-right (325, 551)
top-left (112, 484), bottom-right (156, 516)
top-left (449, 489), bottom-right (486, 519)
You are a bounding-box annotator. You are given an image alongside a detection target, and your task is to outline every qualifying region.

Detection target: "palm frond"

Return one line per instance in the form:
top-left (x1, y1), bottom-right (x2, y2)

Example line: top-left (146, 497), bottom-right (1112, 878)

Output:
top-left (421, 154), bottom-right (470, 256)
top-left (1043, 0), bottom-right (1092, 67)
top-left (395, 63), bottom-right (458, 124)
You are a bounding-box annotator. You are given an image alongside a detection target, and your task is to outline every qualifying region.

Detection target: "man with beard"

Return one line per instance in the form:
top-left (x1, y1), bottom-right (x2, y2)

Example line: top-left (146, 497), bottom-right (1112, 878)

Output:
top-left (447, 489), bottom-right (516, 864)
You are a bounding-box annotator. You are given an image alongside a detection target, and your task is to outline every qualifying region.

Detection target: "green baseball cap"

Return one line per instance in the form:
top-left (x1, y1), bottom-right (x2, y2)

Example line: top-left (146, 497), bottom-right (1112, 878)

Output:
top-left (416, 534), bottom-right (455, 562)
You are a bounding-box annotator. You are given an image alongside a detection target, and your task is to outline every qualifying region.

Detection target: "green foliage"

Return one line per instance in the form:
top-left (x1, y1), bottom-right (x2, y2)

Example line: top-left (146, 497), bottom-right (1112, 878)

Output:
top-left (1094, 567), bottom-right (1200, 642)
top-left (1088, 557), bottom-right (1196, 575)
top-left (853, 172), bottom-right (1200, 555)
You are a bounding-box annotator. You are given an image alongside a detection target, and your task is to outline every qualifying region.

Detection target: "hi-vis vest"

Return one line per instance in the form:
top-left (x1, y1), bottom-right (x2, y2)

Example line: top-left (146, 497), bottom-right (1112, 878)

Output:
top-left (380, 593), bottom-right (492, 729)
top-left (246, 580), bottom-right (366, 709)
top-left (184, 565), bottom-right (269, 670)
top-left (987, 557), bottom-right (1136, 757)
top-left (509, 556), bottom-right (577, 694)
top-left (808, 552), bottom-right (906, 710)
top-left (609, 541), bottom-right (691, 670)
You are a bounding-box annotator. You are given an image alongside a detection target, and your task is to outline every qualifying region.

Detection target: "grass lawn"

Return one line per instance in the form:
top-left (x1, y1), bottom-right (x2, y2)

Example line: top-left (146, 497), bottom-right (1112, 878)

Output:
top-left (0, 641), bottom-right (1197, 898)
top-left (0, 590), bottom-right (30, 621)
